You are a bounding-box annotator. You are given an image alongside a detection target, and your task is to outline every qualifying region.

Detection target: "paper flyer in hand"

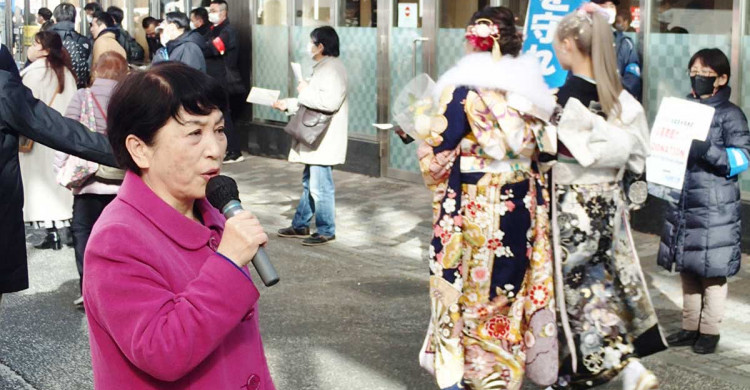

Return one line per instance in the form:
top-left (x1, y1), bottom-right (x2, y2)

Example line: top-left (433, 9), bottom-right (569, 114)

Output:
top-left (246, 87), bottom-right (281, 106)
top-left (646, 97), bottom-right (715, 202)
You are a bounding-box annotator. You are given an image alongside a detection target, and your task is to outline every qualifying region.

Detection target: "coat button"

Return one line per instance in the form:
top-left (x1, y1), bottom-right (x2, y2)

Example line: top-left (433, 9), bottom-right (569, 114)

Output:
top-left (208, 237), bottom-right (218, 250)
top-left (242, 374), bottom-right (260, 390)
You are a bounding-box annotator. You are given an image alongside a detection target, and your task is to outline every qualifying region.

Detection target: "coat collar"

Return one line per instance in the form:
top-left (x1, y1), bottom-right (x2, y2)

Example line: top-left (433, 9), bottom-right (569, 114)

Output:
top-left (19, 59), bottom-right (47, 78)
top-left (118, 171), bottom-right (225, 250)
top-left (687, 86), bottom-right (731, 108)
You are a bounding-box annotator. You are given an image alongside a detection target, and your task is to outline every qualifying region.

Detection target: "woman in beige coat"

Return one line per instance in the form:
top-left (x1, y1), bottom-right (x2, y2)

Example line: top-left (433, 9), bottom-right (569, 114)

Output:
top-left (273, 26), bottom-right (348, 246)
top-left (19, 31), bottom-right (78, 249)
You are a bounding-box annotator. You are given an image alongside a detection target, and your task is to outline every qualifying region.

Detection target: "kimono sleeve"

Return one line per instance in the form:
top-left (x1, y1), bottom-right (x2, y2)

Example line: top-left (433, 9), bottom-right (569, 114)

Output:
top-left (433, 86), bottom-right (470, 154)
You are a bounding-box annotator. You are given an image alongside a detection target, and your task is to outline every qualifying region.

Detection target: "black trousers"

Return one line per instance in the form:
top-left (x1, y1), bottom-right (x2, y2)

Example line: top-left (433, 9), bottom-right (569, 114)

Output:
top-left (223, 94), bottom-right (246, 155)
top-left (71, 194), bottom-right (116, 293)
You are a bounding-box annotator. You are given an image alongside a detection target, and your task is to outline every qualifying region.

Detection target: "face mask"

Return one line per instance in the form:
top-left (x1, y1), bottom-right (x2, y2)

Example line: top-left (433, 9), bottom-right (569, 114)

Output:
top-left (307, 42), bottom-right (319, 57)
top-left (86, 15), bottom-right (93, 23)
top-left (604, 8), bottom-right (616, 25)
top-left (189, 21), bottom-right (196, 30)
top-left (691, 75), bottom-right (717, 97)
top-left (614, 23), bottom-right (625, 31)
top-left (208, 12), bottom-right (220, 24)
top-left (160, 31), bottom-right (170, 47)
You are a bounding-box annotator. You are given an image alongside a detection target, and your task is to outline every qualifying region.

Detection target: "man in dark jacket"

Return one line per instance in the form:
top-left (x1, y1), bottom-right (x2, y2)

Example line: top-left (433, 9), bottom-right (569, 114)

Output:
top-left (51, 3), bottom-right (92, 88)
top-left (152, 12), bottom-right (206, 72)
top-left (204, 0), bottom-right (245, 163)
top-left (0, 71), bottom-right (117, 297)
top-left (190, 8), bottom-right (211, 40)
top-left (142, 16), bottom-right (163, 61)
top-left (591, 0), bottom-right (642, 102)
top-left (108, 6), bottom-right (145, 63)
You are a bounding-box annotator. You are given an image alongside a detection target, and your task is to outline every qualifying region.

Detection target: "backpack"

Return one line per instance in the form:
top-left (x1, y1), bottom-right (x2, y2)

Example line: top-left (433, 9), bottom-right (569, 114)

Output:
top-left (117, 28), bottom-right (145, 63)
top-left (61, 31), bottom-right (91, 89)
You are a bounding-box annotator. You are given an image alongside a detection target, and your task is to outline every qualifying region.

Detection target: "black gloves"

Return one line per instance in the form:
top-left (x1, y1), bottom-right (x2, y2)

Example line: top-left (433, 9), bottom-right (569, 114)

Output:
top-left (688, 139), bottom-right (710, 164)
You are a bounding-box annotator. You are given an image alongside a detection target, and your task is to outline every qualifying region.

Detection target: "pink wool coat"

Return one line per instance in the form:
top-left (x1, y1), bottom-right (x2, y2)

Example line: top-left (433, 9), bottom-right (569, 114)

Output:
top-left (83, 171), bottom-right (275, 390)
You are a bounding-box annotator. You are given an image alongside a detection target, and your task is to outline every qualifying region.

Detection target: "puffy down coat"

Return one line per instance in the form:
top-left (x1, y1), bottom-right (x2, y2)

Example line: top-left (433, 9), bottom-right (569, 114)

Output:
top-left (657, 87), bottom-right (750, 278)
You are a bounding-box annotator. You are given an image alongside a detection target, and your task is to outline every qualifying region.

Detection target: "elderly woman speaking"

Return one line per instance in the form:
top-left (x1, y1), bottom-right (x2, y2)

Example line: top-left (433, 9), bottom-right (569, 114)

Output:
top-left (83, 63), bottom-right (275, 389)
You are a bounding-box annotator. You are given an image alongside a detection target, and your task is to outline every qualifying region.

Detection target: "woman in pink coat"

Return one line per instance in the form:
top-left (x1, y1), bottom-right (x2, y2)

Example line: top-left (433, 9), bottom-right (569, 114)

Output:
top-left (83, 63), bottom-right (275, 390)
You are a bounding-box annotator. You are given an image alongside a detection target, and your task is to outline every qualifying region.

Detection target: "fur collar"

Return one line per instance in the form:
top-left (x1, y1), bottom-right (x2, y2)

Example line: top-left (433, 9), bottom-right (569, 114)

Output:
top-left (434, 52), bottom-right (556, 120)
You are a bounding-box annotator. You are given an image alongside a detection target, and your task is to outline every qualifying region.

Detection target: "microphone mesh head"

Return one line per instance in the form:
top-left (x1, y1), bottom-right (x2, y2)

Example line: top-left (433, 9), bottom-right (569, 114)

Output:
top-left (206, 175), bottom-right (240, 210)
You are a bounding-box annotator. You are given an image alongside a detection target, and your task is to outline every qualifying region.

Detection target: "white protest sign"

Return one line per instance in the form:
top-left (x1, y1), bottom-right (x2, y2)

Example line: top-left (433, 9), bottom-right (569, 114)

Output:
top-left (646, 97), bottom-right (714, 199)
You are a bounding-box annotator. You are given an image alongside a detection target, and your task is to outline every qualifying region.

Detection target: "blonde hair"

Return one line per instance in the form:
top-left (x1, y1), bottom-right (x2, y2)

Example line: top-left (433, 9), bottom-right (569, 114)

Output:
top-left (556, 9), bottom-right (622, 118)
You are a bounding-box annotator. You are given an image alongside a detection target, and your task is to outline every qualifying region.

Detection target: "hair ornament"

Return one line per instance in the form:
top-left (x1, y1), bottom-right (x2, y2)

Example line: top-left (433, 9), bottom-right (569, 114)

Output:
top-left (466, 18), bottom-right (502, 61)
top-left (576, 2), bottom-right (610, 24)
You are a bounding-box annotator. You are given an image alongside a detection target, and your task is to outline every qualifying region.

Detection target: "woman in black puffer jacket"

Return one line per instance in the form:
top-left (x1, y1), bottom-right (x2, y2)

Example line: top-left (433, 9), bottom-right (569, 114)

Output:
top-left (658, 48), bottom-right (750, 355)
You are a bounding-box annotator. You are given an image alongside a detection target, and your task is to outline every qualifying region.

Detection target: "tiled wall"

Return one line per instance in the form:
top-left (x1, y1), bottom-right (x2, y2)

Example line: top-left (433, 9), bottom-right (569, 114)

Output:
top-left (252, 25), bottom-right (290, 123)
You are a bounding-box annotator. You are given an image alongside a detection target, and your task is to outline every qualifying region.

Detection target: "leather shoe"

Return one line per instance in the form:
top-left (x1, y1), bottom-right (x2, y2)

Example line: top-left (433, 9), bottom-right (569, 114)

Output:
top-left (277, 226), bottom-right (310, 238)
top-left (666, 329), bottom-right (699, 347)
top-left (302, 233), bottom-right (335, 246)
top-left (693, 334), bottom-right (720, 354)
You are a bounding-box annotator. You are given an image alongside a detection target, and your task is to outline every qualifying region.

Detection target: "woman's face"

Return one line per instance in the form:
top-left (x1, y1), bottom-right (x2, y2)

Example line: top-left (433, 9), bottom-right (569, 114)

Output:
top-left (27, 40), bottom-right (48, 62)
top-left (127, 108), bottom-right (227, 207)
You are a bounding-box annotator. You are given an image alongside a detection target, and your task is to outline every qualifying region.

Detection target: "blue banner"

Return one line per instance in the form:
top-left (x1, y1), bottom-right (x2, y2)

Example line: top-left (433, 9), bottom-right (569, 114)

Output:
top-left (522, 0), bottom-right (585, 88)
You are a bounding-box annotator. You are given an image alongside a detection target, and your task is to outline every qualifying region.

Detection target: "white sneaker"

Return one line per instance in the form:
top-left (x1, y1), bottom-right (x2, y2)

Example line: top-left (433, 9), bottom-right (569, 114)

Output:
top-left (73, 296), bottom-right (84, 306)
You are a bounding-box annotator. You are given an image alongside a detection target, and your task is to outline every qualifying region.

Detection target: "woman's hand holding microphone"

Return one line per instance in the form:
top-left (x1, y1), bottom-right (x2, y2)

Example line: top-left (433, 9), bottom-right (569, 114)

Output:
top-left (217, 211), bottom-right (268, 268)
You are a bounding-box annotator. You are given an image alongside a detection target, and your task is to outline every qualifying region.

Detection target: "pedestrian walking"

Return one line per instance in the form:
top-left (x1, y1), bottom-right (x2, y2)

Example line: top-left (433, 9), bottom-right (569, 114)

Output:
top-left (549, 4), bottom-right (665, 389)
top-left (55, 51), bottom-right (128, 307)
top-left (83, 63), bottom-right (275, 389)
top-left (658, 48), bottom-right (750, 355)
top-left (51, 3), bottom-right (93, 89)
top-left (152, 11), bottom-right (207, 72)
top-left (19, 31), bottom-right (78, 250)
top-left (416, 7), bottom-right (558, 389)
top-left (90, 11), bottom-right (127, 68)
top-left (273, 26), bottom-right (347, 246)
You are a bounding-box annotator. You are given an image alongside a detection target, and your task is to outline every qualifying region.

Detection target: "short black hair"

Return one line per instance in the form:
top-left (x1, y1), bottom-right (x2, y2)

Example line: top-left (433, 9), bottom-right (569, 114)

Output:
top-left (310, 26), bottom-right (339, 57)
top-left (141, 16), bottom-right (160, 29)
top-left (107, 63), bottom-right (229, 174)
top-left (165, 11), bottom-right (190, 30)
top-left (93, 11), bottom-right (115, 28)
top-left (689, 48), bottom-right (731, 82)
top-left (106, 6), bottom-right (124, 25)
top-left (38, 8), bottom-right (52, 21)
top-left (190, 7), bottom-right (209, 24)
top-left (53, 3), bottom-right (76, 23)
top-left (210, 0), bottom-right (228, 12)
top-left (84, 2), bottom-right (102, 13)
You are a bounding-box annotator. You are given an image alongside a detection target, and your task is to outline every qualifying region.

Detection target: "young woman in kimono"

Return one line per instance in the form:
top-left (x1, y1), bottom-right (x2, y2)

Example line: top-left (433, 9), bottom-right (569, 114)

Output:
top-left (549, 5), bottom-right (666, 390)
top-left (417, 7), bottom-right (559, 390)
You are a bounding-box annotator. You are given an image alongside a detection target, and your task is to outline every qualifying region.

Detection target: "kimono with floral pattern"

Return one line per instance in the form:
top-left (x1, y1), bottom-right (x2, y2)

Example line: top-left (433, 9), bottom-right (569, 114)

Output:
top-left (418, 84), bottom-right (556, 390)
top-left (551, 77), bottom-right (667, 389)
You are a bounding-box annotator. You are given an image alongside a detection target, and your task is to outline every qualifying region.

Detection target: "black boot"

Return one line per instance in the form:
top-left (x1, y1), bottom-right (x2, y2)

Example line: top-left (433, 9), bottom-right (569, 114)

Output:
top-left (34, 228), bottom-right (62, 250)
top-left (666, 329), bottom-right (699, 347)
top-left (693, 334), bottom-right (720, 354)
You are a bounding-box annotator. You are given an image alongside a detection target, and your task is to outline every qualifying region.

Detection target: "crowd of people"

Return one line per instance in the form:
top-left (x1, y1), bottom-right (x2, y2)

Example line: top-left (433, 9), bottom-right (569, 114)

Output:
top-left (0, 0), bottom-right (747, 389)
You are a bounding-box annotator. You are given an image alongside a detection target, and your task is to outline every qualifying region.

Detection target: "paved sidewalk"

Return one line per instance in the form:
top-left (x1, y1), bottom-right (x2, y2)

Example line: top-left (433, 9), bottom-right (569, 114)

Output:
top-left (1, 154), bottom-right (749, 390)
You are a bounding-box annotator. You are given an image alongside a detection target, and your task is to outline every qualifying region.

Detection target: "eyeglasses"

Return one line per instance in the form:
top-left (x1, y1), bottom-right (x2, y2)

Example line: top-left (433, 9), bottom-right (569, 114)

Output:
top-left (688, 70), bottom-right (717, 77)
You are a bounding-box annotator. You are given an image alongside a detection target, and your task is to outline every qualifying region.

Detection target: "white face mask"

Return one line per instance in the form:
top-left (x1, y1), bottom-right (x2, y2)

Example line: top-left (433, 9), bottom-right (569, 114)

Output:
top-left (307, 42), bottom-right (320, 58)
top-left (160, 32), bottom-right (170, 47)
top-left (189, 21), bottom-right (196, 30)
top-left (208, 12), bottom-right (220, 25)
top-left (86, 15), bottom-right (93, 23)
top-left (604, 7), bottom-right (616, 25)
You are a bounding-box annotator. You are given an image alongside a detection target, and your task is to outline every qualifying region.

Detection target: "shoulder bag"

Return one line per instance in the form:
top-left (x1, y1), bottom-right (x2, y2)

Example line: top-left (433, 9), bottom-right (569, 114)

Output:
top-left (19, 91), bottom-right (59, 153)
top-left (283, 105), bottom-right (336, 149)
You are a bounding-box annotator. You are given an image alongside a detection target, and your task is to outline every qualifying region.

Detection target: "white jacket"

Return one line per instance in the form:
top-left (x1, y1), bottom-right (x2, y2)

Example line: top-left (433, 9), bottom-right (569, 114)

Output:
top-left (554, 90), bottom-right (649, 185)
top-left (19, 60), bottom-right (77, 222)
top-left (285, 56), bottom-right (348, 166)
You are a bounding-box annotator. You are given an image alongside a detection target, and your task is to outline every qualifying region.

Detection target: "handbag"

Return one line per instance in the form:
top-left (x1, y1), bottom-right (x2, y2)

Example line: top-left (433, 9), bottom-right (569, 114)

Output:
top-left (19, 91), bottom-right (59, 153)
top-left (90, 93), bottom-right (126, 184)
top-left (57, 89), bottom-right (100, 188)
top-left (283, 105), bottom-right (335, 149)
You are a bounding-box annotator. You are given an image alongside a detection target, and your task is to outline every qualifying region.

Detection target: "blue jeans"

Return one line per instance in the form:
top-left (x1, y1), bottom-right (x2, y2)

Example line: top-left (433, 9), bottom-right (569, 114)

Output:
top-left (291, 165), bottom-right (336, 237)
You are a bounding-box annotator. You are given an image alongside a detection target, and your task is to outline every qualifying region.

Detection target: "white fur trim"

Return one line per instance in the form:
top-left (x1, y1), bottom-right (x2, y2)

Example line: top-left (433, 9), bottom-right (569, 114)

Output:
top-left (434, 52), bottom-right (556, 120)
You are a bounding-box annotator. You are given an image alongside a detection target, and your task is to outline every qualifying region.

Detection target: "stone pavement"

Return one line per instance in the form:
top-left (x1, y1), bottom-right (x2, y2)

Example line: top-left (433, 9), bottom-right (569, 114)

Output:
top-left (1, 154), bottom-right (749, 390)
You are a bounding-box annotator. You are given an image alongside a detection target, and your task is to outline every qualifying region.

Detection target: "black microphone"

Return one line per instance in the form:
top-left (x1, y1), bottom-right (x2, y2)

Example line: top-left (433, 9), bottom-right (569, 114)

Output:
top-left (206, 175), bottom-right (279, 287)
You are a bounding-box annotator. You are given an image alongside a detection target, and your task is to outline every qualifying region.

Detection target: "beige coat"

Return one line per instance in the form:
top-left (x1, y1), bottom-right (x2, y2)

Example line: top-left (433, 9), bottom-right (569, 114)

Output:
top-left (93, 31), bottom-right (126, 68)
top-left (285, 56), bottom-right (348, 166)
top-left (19, 60), bottom-right (77, 223)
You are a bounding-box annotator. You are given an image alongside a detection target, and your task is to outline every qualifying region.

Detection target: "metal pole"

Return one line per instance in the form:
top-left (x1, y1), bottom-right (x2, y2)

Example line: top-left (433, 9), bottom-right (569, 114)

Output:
top-left (730, 0), bottom-right (744, 106)
top-left (376, 0), bottom-right (391, 177)
top-left (641, 0), bottom-right (652, 123)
